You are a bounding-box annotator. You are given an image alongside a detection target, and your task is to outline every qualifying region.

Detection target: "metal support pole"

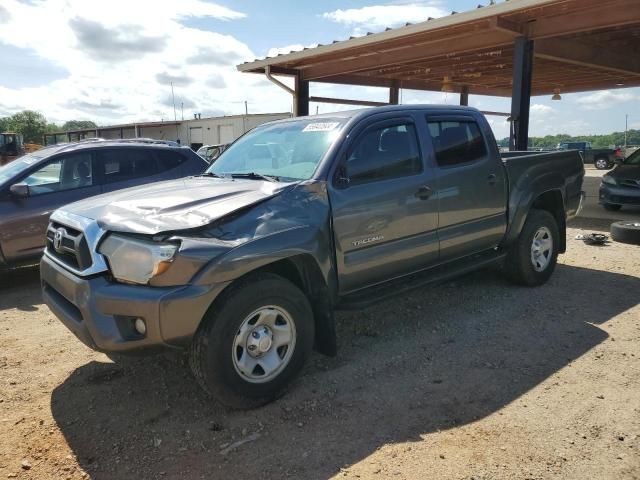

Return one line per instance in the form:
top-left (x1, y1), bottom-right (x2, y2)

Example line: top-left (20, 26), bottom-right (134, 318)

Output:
top-left (510, 37), bottom-right (534, 151)
top-left (389, 84), bottom-right (400, 105)
top-left (295, 73), bottom-right (309, 117)
top-left (460, 86), bottom-right (469, 106)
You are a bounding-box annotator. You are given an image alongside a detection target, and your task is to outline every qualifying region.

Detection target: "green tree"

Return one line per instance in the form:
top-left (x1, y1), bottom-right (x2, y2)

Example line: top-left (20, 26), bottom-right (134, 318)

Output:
top-left (7, 110), bottom-right (48, 143)
top-left (0, 117), bottom-right (10, 132)
top-left (62, 120), bottom-right (97, 131)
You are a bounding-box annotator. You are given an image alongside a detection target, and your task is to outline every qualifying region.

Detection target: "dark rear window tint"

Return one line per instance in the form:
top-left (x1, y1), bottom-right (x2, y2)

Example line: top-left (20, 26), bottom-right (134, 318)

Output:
top-left (427, 120), bottom-right (487, 167)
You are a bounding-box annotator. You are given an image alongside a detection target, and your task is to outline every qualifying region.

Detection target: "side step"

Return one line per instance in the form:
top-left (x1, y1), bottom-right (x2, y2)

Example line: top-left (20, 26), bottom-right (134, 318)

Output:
top-left (337, 249), bottom-right (506, 310)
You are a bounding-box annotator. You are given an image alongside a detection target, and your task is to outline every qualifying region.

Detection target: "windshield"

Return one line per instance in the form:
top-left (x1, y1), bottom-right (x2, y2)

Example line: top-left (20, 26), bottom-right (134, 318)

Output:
top-left (625, 149), bottom-right (640, 165)
top-left (0, 154), bottom-right (43, 187)
top-left (207, 118), bottom-right (344, 181)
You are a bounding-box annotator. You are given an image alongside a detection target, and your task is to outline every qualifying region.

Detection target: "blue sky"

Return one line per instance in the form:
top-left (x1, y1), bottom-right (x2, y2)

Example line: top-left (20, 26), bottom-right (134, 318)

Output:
top-left (1, 0), bottom-right (638, 140)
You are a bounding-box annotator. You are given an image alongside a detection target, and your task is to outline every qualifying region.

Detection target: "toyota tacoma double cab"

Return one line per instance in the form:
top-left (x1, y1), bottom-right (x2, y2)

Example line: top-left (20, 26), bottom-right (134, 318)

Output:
top-left (41, 106), bottom-right (585, 408)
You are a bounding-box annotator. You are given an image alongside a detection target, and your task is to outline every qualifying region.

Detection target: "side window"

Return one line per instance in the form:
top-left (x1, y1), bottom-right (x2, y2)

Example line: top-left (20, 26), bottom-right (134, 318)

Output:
top-left (97, 149), bottom-right (158, 184)
top-left (346, 123), bottom-right (421, 185)
top-left (156, 150), bottom-right (184, 171)
top-left (21, 153), bottom-right (93, 196)
top-left (427, 120), bottom-right (487, 167)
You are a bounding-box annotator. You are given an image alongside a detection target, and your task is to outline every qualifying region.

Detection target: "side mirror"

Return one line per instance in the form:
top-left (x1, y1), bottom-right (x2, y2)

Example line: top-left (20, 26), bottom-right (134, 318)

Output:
top-left (10, 183), bottom-right (30, 198)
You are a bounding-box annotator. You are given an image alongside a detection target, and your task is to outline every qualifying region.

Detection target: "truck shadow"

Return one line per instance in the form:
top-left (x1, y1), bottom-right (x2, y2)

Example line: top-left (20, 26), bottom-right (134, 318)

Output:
top-left (50, 264), bottom-right (639, 479)
top-left (0, 266), bottom-right (41, 312)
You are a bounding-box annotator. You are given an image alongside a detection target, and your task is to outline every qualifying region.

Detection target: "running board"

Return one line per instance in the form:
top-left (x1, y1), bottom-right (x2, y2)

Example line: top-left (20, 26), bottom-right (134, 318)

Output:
top-left (337, 249), bottom-right (506, 310)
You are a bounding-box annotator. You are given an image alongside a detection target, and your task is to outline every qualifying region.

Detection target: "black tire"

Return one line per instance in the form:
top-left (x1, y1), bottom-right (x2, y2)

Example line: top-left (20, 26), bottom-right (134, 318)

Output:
top-left (602, 203), bottom-right (622, 212)
top-left (594, 157), bottom-right (610, 170)
top-left (189, 272), bottom-right (314, 409)
top-left (610, 221), bottom-right (640, 245)
top-left (504, 209), bottom-right (559, 286)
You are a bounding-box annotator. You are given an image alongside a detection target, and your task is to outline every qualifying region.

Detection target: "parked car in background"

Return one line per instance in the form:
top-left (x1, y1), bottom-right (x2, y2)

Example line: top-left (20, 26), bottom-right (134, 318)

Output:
top-left (600, 147), bottom-right (640, 211)
top-left (0, 139), bottom-right (207, 270)
top-left (196, 143), bottom-right (230, 164)
top-left (557, 141), bottom-right (623, 170)
top-left (40, 105), bottom-right (584, 407)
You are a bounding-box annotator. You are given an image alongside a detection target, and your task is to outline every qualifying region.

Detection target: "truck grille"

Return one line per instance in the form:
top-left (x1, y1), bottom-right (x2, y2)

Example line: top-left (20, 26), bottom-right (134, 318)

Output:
top-left (45, 221), bottom-right (93, 271)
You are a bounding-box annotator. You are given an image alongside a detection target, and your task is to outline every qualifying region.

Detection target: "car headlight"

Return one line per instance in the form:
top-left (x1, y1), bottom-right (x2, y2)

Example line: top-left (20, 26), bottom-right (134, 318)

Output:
top-left (602, 175), bottom-right (617, 186)
top-left (98, 234), bottom-right (178, 285)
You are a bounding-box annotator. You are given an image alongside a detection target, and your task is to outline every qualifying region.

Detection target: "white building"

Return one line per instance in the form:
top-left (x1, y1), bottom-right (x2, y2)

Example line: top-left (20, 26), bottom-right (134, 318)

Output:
top-left (45, 112), bottom-right (292, 149)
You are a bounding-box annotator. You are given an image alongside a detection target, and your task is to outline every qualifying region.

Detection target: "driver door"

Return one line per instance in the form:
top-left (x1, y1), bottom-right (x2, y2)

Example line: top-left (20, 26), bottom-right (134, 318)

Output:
top-left (0, 152), bottom-right (100, 263)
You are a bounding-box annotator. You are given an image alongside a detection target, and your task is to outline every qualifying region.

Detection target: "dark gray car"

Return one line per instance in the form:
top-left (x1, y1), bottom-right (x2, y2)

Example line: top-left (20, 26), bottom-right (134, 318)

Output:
top-left (599, 149), bottom-right (640, 210)
top-left (41, 106), bottom-right (584, 407)
top-left (0, 139), bottom-right (207, 269)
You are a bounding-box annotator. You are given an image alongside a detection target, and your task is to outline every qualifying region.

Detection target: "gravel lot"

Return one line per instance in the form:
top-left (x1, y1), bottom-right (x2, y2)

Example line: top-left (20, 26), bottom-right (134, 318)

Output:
top-left (1, 168), bottom-right (639, 479)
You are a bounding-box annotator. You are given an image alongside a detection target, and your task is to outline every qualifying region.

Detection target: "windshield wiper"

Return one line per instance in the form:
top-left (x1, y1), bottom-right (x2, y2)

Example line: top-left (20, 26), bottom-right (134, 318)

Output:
top-left (197, 172), bottom-right (224, 178)
top-left (229, 172), bottom-right (280, 182)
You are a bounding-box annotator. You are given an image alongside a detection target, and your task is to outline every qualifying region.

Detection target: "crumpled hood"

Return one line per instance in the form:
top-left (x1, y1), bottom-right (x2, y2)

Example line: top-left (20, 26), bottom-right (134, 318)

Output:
top-left (62, 177), bottom-right (290, 234)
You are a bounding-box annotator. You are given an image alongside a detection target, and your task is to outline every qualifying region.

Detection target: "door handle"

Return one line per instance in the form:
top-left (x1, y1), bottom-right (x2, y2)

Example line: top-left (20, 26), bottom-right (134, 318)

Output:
top-left (415, 185), bottom-right (433, 200)
top-left (487, 173), bottom-right (497, 185)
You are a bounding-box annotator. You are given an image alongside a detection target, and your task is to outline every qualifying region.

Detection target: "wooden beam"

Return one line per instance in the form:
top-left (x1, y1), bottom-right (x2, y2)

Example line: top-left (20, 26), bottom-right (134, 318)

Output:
top-left (535, 38), bottom-right (640, 76)
top-left (489, 16), bottom-right (524, 36)
top-left (309, 96), bottom-right (389, 107)
top-left (301, 30), bottom-right (515, 80)
top-left (528, 0), bottom-right (640, 39)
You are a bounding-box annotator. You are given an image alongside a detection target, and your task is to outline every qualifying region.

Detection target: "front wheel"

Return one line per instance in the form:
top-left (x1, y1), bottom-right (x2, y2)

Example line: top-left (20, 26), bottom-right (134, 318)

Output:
top-left (189, 273), bottom-right (314, 409)
top-left (504, 209), bottom-right (559, 286)
top-left (594, 158), bottom-right (610, 170)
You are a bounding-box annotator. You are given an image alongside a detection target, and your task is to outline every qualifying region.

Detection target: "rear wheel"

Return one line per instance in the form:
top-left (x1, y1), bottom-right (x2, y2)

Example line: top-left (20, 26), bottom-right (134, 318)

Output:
top-left (594, 157), bottom-right (610, 170)
top-left (189, 273), bottom-right (314, 408)
top-left (504, 209), bottom-right (559, 286)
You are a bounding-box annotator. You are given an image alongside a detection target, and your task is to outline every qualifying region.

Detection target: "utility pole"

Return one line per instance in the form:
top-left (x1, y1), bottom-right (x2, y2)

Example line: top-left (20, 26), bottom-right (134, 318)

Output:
top-left (170, 82), bottom-right (179, 142)
top-left (625, 113), bottom-right (628, 149)
top-left (244, 100), bottom-right (248, 115)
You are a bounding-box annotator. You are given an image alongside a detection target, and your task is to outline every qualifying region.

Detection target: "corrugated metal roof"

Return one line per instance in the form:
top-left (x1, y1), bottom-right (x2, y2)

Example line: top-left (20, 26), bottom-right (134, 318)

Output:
top-left (237, 0), bottom-right (558, 72)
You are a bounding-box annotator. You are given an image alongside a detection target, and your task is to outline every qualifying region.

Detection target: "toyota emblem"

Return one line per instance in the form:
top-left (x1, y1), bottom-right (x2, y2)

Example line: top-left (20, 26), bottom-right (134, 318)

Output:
top-left (53, 228), bottom-right (66, 251)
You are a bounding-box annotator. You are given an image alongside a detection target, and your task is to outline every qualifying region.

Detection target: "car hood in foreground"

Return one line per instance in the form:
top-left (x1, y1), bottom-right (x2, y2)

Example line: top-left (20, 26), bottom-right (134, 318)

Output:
top-left (607, 164), bottom-right (640, 181)
top-left (62, 177), bottom-right (291, 234)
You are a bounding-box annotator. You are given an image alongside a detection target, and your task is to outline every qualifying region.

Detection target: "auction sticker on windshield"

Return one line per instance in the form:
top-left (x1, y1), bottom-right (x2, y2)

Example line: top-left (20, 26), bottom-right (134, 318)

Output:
top-left (302, 122), bottom-right (340, 132)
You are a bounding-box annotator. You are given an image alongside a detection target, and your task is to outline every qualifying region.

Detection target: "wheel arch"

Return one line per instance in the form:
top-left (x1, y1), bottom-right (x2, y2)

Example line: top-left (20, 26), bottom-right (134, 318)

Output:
top-left (199, 254), bottom-right (338, 357)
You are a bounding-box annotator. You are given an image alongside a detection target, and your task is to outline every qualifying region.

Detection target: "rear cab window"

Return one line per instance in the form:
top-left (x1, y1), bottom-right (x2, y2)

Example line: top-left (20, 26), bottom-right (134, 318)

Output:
top-left (426, 119), bottom-right (488, 167)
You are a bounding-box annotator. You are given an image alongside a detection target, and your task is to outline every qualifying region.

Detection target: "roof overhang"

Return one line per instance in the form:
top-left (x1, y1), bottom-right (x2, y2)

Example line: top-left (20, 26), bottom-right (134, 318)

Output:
top-left (238, 0), bottom-right (640, 97)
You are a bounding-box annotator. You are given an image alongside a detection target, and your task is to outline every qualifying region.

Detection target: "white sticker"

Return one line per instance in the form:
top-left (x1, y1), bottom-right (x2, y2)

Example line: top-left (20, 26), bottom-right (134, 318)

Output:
top-left (302, 122), bottom-right (339, 132)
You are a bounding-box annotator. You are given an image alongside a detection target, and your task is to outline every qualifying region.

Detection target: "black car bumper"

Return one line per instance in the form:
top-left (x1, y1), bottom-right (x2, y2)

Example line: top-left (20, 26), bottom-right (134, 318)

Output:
top-left (40, 254), bottom-right (228, 353)
top-left (599, 184), bottom-right (640, 206)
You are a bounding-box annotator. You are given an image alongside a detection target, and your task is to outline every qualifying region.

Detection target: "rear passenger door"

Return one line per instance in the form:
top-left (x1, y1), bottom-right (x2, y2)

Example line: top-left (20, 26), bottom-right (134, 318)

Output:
top-left (329, 115), bottom-right (439, 293)
top-left (425, 115), bottom-right (507, 261)
top-left (96, 148), bottom-right (160, 193)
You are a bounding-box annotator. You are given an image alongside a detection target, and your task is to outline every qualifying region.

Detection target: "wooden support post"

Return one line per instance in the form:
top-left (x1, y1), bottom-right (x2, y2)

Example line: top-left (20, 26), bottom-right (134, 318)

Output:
top-left (460, 86), bottom-right (469, 106)
top-left (294, 73), bottom-right (309, 117)
top-left (510, 37), bottom-right (533, 151)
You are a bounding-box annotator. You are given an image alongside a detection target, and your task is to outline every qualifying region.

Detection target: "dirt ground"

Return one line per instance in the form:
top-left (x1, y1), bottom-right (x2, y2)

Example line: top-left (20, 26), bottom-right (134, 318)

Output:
top-left (1, 171), bottom-right (639, 479)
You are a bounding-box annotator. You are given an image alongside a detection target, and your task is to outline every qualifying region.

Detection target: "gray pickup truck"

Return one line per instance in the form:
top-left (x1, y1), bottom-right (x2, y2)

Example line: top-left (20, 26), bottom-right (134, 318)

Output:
top-left (41, 106), bottom-right (584, 407)
top-left (557, 141), bottom-right (622, 170)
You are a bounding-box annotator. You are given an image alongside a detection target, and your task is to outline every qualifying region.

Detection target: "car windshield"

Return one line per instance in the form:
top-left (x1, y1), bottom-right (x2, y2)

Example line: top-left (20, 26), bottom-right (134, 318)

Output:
top-left (0, 154), bottom-right (43, 187)
top-left (207, 118), bottom-right (345, 181)
top-left (625, 149), bottom-right (640, 165)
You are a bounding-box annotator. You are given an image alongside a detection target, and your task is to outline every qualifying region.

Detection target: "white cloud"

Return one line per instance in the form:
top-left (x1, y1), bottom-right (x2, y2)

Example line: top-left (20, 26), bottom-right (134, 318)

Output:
top-left (530, 104), bottom-right (554, 115)
top-left (0, 0), bottom-right (292, 125)
top-left (579, 90), bottom-right (639, 111)
top-left (322, 2), bottom-right (448, 33)
top-left (266, 44), bottom-right (318, 58)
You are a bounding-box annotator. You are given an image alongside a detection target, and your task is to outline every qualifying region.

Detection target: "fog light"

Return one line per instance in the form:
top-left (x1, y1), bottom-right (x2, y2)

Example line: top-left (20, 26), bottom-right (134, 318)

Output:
top-left (134, 318), bottom-right (147, 335)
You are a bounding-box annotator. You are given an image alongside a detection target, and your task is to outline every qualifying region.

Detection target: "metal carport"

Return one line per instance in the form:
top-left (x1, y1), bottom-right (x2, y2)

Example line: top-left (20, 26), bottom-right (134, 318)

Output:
top-left (237, 0), bottom-right (640, 150)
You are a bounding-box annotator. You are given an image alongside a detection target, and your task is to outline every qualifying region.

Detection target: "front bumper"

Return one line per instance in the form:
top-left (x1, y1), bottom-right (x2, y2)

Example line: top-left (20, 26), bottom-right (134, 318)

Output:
top-left (40, 254), bottom-right (228, 353)
top-left (599, 183), bottom-right (640, 206)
